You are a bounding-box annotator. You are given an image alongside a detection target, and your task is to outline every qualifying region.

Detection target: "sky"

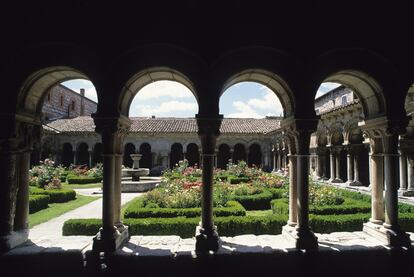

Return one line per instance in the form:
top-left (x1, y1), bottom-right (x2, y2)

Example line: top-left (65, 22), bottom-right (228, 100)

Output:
top-left (62, 79), bottom-right (340, 118)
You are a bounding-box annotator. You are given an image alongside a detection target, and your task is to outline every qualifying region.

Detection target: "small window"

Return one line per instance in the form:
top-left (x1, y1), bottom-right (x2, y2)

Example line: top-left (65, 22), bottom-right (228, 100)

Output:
top-left (341, 95), bottom-right (347, 105)
top-left (60, 95), bottom-right (64, 107)
top-left (71, 100), bottom-right (75, 111)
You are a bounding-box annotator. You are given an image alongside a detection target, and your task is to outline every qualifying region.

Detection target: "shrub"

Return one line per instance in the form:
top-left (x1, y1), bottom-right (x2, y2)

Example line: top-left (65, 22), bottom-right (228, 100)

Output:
top-left (309, 183), bottom-right (344, 206)
top-left (230, 190), bottom-right (275, 210)
top-left (228, 177), bottom-right (250, 184)
top-left (30, 187), bottom-right (76, 203)
top-left (271, 198), bottom-right (371, 215)
top-left (87, 163), bottom-right (103, 179)
top-left (62, 213), bottom-right (414, 237)
top-left (124, 200), bottom-right (245, 218)
top-left (29, 194), bottom-right (50, 213)
top-left (29, 159), bottom-right (63, 189)
top-left (67, 174), bottom-right (102, 184)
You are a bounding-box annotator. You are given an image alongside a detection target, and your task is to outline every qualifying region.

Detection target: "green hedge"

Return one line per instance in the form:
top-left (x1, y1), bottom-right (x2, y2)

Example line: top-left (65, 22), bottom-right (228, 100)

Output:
top-left (30, 188), bottom-right (76, 203)
top-left (271, 198), bottom-right (371, 215)
top-left (124, 200), bottom-right (246, 218)
top-left (67, 174), bottom-right (102, 184)
top-left (64, 212), bottom-right (414, 237)
top-left (230, 190), bottom-right (277, 210)
top-left (29, 194), bottom-right (50, 213)
top-left (228, 176), bottom-right (250, 184)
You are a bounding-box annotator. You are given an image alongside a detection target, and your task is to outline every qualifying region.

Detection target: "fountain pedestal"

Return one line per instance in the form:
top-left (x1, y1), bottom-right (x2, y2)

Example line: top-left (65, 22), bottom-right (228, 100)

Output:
top-left (121, 154), bottom-right (159, 192)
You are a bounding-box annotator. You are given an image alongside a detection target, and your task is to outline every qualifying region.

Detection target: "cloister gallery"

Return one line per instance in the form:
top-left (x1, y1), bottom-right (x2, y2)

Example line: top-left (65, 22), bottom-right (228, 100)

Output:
top-left (1, 2), bottom-right (414, 276)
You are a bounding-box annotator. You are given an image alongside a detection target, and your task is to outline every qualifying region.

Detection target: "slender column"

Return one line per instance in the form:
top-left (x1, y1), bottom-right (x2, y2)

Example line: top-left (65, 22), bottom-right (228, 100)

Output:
top-left (113, 154), bottom-right (123, 228)
top-left (333, 150), bottom-right (342, 182)
top-left (272, 148), bottom-right (277, 172)
top-left (73, 150), bottom-right (77, 165)
top-left (370, 153), bottom-right (384, 224)
top-left (195, 116), bottom-right (222, 253)
top-left (14, 151), bottom-right (30, 231)
top-left (288, 154), bottom-right (297, 226)
top-left (398, 153), bottom-right (407, 193)
top-left (346, 152), bottom-right (354, 184)
top-left (403, 157), bottom-right (414, 196)
top-left (353, 154), bottom-right (361, 184)
top-left (329, 150), bottom-right (335, 181)
top-left (89, 150), bottom-right (93, 168)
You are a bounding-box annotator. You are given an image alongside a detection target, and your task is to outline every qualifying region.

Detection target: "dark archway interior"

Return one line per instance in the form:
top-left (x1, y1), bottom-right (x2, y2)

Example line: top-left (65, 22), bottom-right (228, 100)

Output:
top-left (123, 143), bottom-right (136, 168)
top-left (61, 143), bottom-right (73, 167)
top-left (77, 143), bottom-right (89, 166)
top-left (233, 143), bottom-right (246, 164)
top-left (139, 143), bottom-right (152, 169)
top-left (217, 144), bottom-right (231, 169)
top-left (185, 143), bottom-right (199, 167)
top-left (170, 143), bottom-right (184, 169)
top-left (93, 143), bottom-right (103, 165)
top-left (248, 144), bottom-right (262, 167)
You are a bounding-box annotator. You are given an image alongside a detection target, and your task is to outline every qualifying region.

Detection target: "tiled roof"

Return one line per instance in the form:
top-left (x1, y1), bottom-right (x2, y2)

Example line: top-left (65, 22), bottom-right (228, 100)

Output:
top-left (45, 116), bottom-right (280, 134)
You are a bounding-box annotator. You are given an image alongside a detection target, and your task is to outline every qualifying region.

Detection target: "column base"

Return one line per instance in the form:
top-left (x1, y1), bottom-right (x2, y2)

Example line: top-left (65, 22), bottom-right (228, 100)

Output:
top-left (401, 189), bottom-right (414, 197)
top-left (331, 178), bottom-right (343, 183)
top-left (195, 225), bottom-right (219, 254)
top-left (92, 225), bottom-right (130, 252)
top-left (0, 229), bottom-right (29, 253)
top-left (363, 221), bottom-right (411, 248)
top-left (283, 224), bottom-right (318, 250)
top-left (348, 180), bottom-right (363, 186)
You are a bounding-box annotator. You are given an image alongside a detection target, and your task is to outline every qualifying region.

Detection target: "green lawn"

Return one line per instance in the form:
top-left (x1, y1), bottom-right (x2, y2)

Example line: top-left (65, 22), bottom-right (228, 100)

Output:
top-left (29, 194), bottom-right (100, 227)
top-left (246, 210), bottom-right (273, 217)
top-left (62, 182), bottom-right (102, 189)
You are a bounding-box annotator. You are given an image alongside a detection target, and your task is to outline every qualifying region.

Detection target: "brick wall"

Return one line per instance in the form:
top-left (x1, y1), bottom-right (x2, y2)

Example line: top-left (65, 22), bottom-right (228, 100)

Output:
top-left (42, 85), bottom-right (97, 122)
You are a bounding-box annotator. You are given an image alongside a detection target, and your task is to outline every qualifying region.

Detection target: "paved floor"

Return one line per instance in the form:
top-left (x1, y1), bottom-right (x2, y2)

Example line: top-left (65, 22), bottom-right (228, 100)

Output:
top-left (28, 190), bottom-right (143, 246)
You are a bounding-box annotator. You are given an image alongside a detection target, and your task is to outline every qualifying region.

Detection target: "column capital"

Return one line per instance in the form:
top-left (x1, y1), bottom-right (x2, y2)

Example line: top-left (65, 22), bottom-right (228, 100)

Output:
top-left (196, 115), bottom-right (223, 155)
top-left (281, 117), bottom-right (318, 155)
top-left (92, 114), bottom-right (131, 154)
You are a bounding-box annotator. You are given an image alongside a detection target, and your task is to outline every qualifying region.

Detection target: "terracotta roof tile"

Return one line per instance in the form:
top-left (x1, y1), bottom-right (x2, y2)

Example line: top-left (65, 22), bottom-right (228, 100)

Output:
top-left (46, 116), bottom-right (280, 134)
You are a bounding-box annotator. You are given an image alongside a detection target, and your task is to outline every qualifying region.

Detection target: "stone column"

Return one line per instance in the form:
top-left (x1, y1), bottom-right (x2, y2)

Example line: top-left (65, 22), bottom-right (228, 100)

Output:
top-left (287, 154), bottom-right (297, 226)
top-left (346, 151), bottom-right (354, 184)
top-left (329, 150), bottom-right (335, 181)
top-left (398, 152), bottom-right (407, 193)
top-left (89, 150), bottom-right (93, 168)
top-left (195, 115), bottom-right (222, 253)
top-left (370, 153), bottom-right (384, 224)
top-left (272, 147), bottom-right (277, 172)
top-left (352, 154), bottom-right (362, 186)
top-left (403, 157), bottom-right (414, 196)
top-left (14, 151), bottom-right (30, 233)
top-left (92, 115), bottom-right (131, 252)
top-left (332, 150), bottom-right (343, 183)
top-left (73, 150), bottom-right (77, 165)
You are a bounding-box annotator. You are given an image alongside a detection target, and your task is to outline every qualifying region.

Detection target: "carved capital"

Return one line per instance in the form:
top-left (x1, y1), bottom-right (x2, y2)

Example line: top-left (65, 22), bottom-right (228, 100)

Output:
top-left (281, 117), bottom-right (318, 155)
top-left (196, 115), bottom-right (223, 155)
top-left (92, 114), bottom-right (131, 154)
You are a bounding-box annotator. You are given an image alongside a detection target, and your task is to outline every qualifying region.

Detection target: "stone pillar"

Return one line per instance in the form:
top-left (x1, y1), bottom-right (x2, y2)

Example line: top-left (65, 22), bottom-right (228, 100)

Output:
top-left (14, 151), bottom-right (30, 232)
top-left (92, 115), bottom-right (131, 252)
top-left (329, 150), bottom-right (335, 181)
top-left (363, 126), bottom-right (410, 247)
top-left (398, 152), bottom-right (407, 193)
top-left (195, 115), bottom-right (222, 253)
top-left (402, 157), bottom-right (414, 196)
top-left (272, 147), bottom-right (277, 172)
top-left (332, 150), bottom-right (343, 183)
top-left (287, 154), bottom-right (297, 226)
top-left (370, 153), bottom-right (384, 224)
top-left (89, 150), bottom-right (93, 168)
top-left (73, 150), bottom-right (77, 165)
top-left (346, 151), bottom-right (354, 184)
top-left (352, 154), bottom-right (362, 186)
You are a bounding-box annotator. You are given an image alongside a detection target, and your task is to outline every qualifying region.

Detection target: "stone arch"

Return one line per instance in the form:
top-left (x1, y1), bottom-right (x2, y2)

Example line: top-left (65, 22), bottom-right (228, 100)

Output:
top-left (77, 142), bottom-right (89, 166)
top-left (185, 143), bottom-right (199, 167)
top-left (170, 143), bottom-right (184, 169)
top-left (119, 67), bottom-right (199, 117)
top-left (233, 143), bottom-right (246, 164)
top-left (92, 143), bottom-right (103, 165)
top-left (123, 143), bottom-right (136, 168)
top-left (61, 143), bottom-right (74, 167)
top-left (213, 47), bottom-right (297, 118)
top-left (139, 143), bottom-right (152, 169)
top-left (217, 144), bottom-right (231, 169)
top-left (248, 143), bottom-right (262, 167)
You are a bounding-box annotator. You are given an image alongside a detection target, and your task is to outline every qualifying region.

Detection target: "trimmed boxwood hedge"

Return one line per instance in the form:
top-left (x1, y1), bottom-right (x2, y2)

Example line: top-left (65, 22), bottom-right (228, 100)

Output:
top-left (229, 188), bottom-right (285, 210)
top-left (64, 212), bottom-right (414, 237)
top-left (29, 194), bottom-right (50, 213)
top-left (67, 174), bottom-right (102, 184)
top-left (124, 200), bottom-right (246, 218)
top-left (228, 176), bottom-right (250, 184)
top-left (271, 198), bottom-right (371, 215)
top-left (30, 188), bottom-right (76, 203)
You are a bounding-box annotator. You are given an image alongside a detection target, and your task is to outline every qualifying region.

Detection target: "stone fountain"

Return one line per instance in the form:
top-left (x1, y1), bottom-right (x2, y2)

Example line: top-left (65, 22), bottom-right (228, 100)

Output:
top-left (121, 154), bottom-right (160, 192)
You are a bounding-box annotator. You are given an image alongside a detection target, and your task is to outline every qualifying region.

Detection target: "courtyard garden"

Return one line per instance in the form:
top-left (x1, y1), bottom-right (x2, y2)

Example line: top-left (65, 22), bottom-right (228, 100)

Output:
top-left (63, 160), bottom-right (414, 237)
top-left (28, 159), bottom-right (102, 226)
